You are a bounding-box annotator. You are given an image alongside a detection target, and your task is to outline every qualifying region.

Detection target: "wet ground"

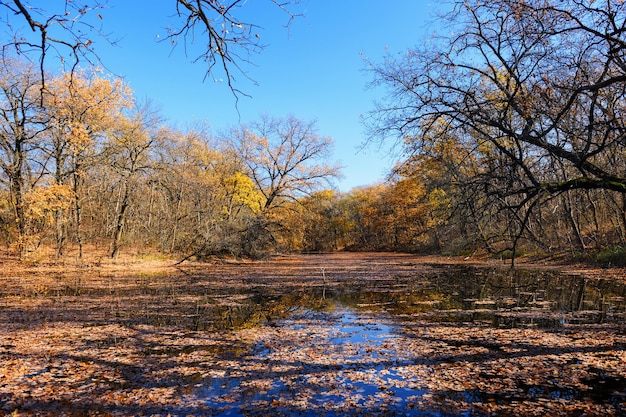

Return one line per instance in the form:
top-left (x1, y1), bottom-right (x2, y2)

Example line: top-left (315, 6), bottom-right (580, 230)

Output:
top-left (0, 253), bottom-right (625, 415)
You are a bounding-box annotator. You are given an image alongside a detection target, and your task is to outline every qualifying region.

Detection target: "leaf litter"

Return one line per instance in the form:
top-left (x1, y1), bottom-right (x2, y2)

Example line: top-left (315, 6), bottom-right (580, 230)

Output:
top-left (0, 252), bottom-right (625, 416)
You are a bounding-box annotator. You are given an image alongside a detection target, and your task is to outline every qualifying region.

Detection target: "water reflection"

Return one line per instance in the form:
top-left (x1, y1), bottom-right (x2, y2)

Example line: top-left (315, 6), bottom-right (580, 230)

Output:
top-left (195, 308), bottom-right (463, 417)
top-left (206, 266), bottom-right (626, 331)
top-left (184, 266), bottom-right (626, 416)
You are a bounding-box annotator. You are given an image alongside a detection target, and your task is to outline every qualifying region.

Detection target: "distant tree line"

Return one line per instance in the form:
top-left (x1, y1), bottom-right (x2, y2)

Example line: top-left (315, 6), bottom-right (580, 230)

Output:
top-left (0, 59), bottom-right (343, 259)
top-left (1, 53), bottom-right (624, 264)
top-left (0, 0), bottom-right (624, 265)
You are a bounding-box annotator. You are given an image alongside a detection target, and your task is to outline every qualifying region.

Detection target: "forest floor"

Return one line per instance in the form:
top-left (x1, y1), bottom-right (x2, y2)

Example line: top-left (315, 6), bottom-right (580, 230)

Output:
top-left (0, 251), bottom-right (625, 416)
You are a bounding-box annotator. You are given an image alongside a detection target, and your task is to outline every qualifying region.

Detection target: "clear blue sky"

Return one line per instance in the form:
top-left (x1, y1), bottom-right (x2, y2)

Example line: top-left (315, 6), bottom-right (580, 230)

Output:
top-left (94, 1), bottom-right (440, 191)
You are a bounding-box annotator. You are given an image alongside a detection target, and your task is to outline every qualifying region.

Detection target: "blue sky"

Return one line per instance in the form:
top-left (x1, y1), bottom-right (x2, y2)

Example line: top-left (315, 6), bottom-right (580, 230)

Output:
top-left (94, 1), bottom-right (440, 191)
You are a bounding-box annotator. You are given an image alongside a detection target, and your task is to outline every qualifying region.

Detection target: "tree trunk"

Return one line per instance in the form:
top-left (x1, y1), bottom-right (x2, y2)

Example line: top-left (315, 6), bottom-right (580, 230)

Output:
top-left (11, 171), bottom-right (26, 258)
top-left (110, 182), bottom-right (130, 258)
top-left (54, 151), bottom-right (67, 259)
top-left (564, 192), bottom-right (585, 251)
top-left (73, 166), bottom-right (83, 259)
top-left (170, 182), bottom-right (184, 253)
top-left (54, 208), bottom-right (66, 258)
top-left (9, 138), bottom-right (26, 259)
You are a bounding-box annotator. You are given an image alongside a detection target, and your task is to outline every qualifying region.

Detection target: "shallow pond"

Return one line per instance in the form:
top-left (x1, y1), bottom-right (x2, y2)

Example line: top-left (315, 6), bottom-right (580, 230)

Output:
top-left (207, 264), bottom-right (626, 331)
top-left (2, 256), bottom-right (625, 416)
top-left (192, 308), bottom-right (460, 416)
top-left (184, 265), bottom-right (626, 416)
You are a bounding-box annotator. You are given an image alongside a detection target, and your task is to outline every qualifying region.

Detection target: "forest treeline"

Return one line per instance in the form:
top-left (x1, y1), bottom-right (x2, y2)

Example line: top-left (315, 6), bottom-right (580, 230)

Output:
top-left (2, 1), bottom-right (626, 265)
top-left (0, 58), bottom-right (625, 264)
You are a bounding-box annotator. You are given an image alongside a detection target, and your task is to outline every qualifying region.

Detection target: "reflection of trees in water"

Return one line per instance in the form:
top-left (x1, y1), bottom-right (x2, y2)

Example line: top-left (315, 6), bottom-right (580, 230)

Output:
top-left (57, 263), bottom-right (618, 332)
top-left (199, 266), bottom-right (626, 331)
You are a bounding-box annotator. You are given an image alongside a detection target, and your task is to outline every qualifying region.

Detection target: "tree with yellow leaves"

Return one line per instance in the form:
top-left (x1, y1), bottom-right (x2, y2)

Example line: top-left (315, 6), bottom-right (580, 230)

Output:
top-left (0, 58), bottom-right (47, 257)
top-left (45, 69), bottom-right (133, 257)
top-left (103, 102), bottom-right (160, 258)
top-left (22, 183), bottom-right (73, 252)
top-left (222, 171), bottom-right (265, 217)
top-left (227, 115), bottom-right (341, 257)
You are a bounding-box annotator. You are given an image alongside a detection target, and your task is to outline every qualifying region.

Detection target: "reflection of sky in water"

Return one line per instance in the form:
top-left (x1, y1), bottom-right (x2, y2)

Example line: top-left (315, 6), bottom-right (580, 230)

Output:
top-left (188, 267), bottom-right (626, 416)
top-left (195, 308), bottom-right (467, 417)
top-left (331, 309), bottom-right (393, 345)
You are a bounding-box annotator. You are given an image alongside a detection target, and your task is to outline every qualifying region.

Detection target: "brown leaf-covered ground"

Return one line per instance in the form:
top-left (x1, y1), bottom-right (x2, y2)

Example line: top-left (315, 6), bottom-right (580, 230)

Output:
top-left (0, 252), bottom-right (625, 416)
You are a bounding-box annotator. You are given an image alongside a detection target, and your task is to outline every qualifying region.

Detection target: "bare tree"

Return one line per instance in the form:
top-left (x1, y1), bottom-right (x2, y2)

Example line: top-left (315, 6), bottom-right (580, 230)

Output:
top-left (0, 1), bottom-right (301, 97)
top-left (0, 1), bottom-right (108, 98)
top-left (368, 0), bottom-right (626, 263)
top-left (227, 115), bottom-right (341, 256)
top-left (172, 0), bottom-right (300, 98)
top-left (0, 58), bottom-right (46, 256)
top-left (231, 115), bottom-right (341, 212)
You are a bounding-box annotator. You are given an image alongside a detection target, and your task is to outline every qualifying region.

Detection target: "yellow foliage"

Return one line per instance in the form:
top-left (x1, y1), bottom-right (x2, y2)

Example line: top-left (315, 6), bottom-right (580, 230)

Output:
top-left (426, 187), bottom-right (450, 227)
top-left (427, 187), bottom-right (449, 207)
top-left (224, 171), bottom-right (265, 213)
top-left (190, 140), bottom-right (222, 171)
top-left (68, 121), bottom-right (91, 145)
top-left (310, 189), bottom-right (336, 201)
top-left (24, 184), bottom-right (74, 222)
top-left (47, 71), bottom-right (133, 146)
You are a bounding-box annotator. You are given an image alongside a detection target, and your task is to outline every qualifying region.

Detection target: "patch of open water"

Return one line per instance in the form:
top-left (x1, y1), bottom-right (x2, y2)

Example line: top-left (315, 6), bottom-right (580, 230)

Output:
top-left (185, 265), bottom-right (626, 416)
top-left (194, 307), bottom-right (466, 416)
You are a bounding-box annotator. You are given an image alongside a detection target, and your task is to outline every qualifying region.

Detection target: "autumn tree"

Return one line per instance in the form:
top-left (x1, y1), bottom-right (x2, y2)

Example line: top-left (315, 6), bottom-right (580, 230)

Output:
top-left (103, 103), bottom-right (160, 258)
top-left (398, 128), bottom-right (512, 255)
top-left (21, 183), bottom-right (73, 252)
top-left (278, 190), bottom-right (353, 252)
top-left (339, 184), bottom-right (387, 251)
top-left (227, 115), bottom-right (341, 256)
top-left (231, 115), bottom-right (340, 211)
top-left (45, 70), bottom-right (132, 257)
top-left (146, 128), bottom-right (264, 259)
top-left (0, 58), bottom-right (46, 256)
top-left (131, 128), bottom-right (208, 255)
top-left (298, 190), bottom-right (347, 252)
top-left (383, 174), bottom-right (450, 251)
top-left (369, 0), bottom-right (626, 263)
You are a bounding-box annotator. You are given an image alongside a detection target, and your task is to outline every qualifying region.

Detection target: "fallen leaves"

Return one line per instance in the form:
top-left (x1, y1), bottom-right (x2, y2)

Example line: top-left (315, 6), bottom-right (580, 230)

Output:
top-left (0, 253), bottom-right (624, 416)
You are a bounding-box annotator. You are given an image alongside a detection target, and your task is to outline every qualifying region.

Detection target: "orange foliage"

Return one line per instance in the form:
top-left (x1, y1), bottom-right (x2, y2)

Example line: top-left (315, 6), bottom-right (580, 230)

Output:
top-left (47, 70), bottom-right (133, 148)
